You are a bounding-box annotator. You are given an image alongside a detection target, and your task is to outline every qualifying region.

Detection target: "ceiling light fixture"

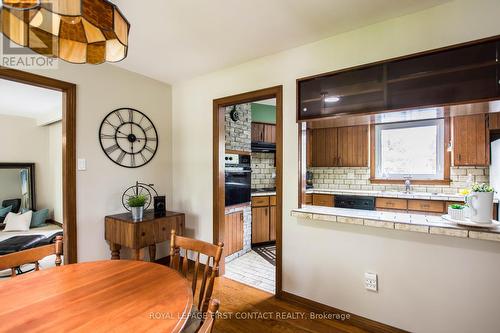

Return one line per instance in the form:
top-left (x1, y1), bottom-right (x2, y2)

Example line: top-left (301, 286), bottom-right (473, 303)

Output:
top-left (0, 0), bottom-right (130, 64)
top-left (324, 96), bottom-right (341, 103)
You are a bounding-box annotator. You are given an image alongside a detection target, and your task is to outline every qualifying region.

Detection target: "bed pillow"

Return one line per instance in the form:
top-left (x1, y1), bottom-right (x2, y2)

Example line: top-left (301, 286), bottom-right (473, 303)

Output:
top-left (3, 211), bottom-right (33, 232)
top-left (30, 209), bottom-right (49, 228)
top-left (0, 205), bottom-right (12, 218)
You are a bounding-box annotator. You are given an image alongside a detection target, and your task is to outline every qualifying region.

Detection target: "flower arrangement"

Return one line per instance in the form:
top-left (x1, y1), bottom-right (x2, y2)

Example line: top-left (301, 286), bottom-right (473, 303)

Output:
top-left (471, 183), bottom-right (494, 193)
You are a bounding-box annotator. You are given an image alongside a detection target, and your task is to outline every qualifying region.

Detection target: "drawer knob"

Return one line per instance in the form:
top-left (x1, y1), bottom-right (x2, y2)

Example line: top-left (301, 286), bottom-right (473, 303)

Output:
top-left (162, 227), bottom-right (166, 231)
top-left (141, 232), bottom-right (146, 236)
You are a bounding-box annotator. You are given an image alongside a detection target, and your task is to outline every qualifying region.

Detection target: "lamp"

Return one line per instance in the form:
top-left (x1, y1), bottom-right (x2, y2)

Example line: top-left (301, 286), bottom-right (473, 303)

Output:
top-left (0, 0), bottom-right (130, 64)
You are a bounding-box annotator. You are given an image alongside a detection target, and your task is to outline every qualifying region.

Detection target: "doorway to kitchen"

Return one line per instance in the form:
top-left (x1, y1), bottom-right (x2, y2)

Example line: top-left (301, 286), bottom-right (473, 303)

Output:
top-left (213, 86), bottom-right (283, 295)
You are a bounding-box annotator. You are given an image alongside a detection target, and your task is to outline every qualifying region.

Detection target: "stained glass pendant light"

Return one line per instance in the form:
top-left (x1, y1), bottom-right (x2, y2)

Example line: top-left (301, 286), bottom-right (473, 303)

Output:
top-left (0, 0), bottom-right (130, 64)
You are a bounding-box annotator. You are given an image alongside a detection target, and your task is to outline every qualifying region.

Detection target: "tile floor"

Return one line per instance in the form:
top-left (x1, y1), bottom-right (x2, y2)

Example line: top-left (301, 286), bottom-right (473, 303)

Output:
top-left (225, 250), bottom-right (275, 293)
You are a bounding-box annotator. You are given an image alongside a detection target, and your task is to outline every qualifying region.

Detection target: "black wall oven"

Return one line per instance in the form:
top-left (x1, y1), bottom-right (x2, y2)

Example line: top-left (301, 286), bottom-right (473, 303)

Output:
top-left (225, 154), bottom-right (251, 207)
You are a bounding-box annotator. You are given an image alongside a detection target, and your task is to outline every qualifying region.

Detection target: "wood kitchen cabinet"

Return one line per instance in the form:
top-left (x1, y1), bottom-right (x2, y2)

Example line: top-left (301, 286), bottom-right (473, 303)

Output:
top-left (298, 64), bottom-right (385, 120)
top-left (297, 38), bottom-right (500, 121)
top-left (452, 114), bottom-right (489, 166)
top-left (252, 122), bottom-right (276, 143)
top-left (311, 127), bottom-right (337, 167)
top-left (312, 194), bottom-right (334, 207)
top-left (251, 195), bottom-right (276, 244)
top-left (251, 206), bottom-right (269, 244)
top-left (489, 113), bottom-right (500, 130)
top-left (337, 125), bottom-right (369, 167)
top-left (224, 211), bottom-right (244, 256)
top-left (310, 125), bottom-right (368, 167)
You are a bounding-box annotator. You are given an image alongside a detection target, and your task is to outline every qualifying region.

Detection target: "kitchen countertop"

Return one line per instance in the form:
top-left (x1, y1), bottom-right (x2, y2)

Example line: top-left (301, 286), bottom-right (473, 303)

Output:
top-left (251, 191), bottom-right (276, 197)
top-left (305, 188), bottom-right (499, 203)
top-left (291, 205), bottom-right (500, 242)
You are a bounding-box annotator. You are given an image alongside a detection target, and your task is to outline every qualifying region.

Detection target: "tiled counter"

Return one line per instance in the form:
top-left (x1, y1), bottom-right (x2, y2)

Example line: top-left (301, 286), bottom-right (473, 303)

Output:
top-left (291, 205), bottom-right (500, 243)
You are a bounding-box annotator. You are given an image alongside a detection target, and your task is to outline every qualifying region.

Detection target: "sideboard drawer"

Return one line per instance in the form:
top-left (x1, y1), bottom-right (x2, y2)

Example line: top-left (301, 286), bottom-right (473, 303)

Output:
top-left (407, 200), bottom-right (444, 213)
top-left (376, 198), bottom-right (407, 210)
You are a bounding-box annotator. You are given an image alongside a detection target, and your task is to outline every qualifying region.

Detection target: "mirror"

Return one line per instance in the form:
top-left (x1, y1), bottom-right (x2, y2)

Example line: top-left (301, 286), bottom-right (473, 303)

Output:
top-left (0, 163), bottom-right (35, 213)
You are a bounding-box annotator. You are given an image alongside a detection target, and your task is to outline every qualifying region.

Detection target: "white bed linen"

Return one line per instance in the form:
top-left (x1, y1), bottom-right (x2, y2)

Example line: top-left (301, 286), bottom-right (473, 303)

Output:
top-left (0, 224), bottom-right (63, 242)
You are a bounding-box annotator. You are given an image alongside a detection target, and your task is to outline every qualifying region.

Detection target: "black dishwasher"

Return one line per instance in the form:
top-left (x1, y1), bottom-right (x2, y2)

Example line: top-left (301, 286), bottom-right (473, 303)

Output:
top-left (335, 195), bottom-right (375, 210)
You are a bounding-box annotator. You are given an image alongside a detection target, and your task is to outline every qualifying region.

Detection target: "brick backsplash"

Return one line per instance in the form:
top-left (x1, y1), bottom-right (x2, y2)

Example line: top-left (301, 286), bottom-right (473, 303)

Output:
top-left (225, 103), bottom-right (251, 152)
top-left (252, 152), bottom-right (276, 189)
top-left (308, 166), bottom-right (490, 194)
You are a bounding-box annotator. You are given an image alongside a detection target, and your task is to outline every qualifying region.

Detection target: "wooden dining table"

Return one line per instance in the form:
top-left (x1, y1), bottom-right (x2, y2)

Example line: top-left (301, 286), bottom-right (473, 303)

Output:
top-left (0, 260), bottom-right (193, 333)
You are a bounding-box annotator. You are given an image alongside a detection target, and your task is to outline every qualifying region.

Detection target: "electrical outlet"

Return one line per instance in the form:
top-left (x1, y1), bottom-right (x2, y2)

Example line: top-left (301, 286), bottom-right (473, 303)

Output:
top-left (365, 272), bottom-right (378, 292)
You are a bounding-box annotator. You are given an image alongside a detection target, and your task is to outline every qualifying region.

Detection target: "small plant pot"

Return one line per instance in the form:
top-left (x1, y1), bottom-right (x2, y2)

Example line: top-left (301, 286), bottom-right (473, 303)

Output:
top-left (448, 207), bottom-right (465, 221)
top-left (131, 206), bottom-right (144, 221)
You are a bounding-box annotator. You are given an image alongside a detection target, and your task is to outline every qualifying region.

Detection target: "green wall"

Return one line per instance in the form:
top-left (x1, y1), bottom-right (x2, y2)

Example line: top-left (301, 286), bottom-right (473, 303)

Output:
top-left (251, 103), bottom-right (276, 124)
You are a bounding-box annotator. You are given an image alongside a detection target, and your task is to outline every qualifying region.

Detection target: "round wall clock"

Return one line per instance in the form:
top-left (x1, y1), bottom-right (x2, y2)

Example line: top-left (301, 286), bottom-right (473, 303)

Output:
top-left (99, 108), bottom-right (158, 168)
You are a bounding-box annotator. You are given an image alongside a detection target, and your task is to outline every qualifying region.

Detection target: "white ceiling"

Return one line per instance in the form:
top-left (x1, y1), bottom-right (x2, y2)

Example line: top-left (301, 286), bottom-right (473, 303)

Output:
top-left (112, 0), bottom-right (450, 84)
top-left (0, 79), bottom-right (62, 124)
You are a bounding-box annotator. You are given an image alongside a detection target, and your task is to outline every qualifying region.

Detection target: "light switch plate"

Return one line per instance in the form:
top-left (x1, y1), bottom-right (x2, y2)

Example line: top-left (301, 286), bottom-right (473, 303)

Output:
top-left (77, 158), bottom-right (86, 171)
top-left (365, 272), bottom-right (378, 292)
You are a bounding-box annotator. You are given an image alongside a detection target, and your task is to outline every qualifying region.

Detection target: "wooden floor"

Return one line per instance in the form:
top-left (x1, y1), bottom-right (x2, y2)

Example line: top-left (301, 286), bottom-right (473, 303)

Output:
top-left (211, 277), bottom-right (371, 333)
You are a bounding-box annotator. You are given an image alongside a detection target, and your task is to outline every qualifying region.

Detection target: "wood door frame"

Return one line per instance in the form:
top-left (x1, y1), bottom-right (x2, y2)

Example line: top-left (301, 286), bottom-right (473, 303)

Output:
top-left (0, 67), bottom-right (77, 264)
top-left (213, 86), bottom-right (283, 295)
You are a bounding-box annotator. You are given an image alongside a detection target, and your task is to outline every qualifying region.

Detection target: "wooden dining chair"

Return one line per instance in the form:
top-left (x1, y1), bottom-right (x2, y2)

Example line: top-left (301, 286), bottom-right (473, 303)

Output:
top-left (0, 235), bottom-right (63, 277)
top-left (197, 299), bottom-right (220, 333)
top-left (169, 230), bottom-right (223, 314)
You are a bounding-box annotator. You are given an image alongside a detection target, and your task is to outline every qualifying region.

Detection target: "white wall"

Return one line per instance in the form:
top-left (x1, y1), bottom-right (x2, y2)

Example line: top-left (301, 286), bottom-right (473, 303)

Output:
top-left (171, 0), bottom-right (500, 332)
top-left (28, 62), bottom-right (172, 261)
top-left (0, 114), bottom-right (61, 218)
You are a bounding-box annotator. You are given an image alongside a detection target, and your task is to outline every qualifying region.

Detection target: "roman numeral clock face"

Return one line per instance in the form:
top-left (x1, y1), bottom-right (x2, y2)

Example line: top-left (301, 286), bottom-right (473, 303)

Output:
top-left (99, 108), bottom-right (158, 168)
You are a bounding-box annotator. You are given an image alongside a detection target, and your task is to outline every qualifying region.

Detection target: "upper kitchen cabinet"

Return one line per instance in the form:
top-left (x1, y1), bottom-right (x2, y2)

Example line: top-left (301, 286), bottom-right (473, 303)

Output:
top-left (387, 41), bottom-right (498, 110)
top-left (252, 122), bottom-right (276, 143)
top-left (311, 127), bottom-right (338, 167)
top-left (337, 125), bottom-right (368, 167)
top-left (298, 65), bottom-right (385, 120)
top-left (310, 125), bottom-right (368, 167)
top-left (453, 114), bottom-right (489, 166)
top-left (297, 38), bottom-right (500, 122)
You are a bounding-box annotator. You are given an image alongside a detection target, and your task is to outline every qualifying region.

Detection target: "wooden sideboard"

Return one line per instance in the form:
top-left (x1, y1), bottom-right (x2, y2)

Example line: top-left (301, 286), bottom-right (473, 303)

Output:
top-left (105, 210), bottom-right (185, 261)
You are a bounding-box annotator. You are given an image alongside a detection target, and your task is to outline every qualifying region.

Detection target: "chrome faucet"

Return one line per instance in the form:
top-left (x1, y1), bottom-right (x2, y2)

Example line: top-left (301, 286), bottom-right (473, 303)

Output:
top-left (404, 176), bottom-right (412, 194)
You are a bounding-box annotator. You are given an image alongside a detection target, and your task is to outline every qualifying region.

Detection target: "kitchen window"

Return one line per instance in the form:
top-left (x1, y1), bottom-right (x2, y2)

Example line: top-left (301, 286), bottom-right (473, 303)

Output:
top-left (374, 119), bottom-right (445, 180)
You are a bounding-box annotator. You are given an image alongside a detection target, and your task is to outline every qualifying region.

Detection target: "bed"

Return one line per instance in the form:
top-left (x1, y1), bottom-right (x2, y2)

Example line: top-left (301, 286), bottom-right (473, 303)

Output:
top-left (0, 224), bottom-right (63, 277)
top-left (0, 224), bottom-right (63, 243)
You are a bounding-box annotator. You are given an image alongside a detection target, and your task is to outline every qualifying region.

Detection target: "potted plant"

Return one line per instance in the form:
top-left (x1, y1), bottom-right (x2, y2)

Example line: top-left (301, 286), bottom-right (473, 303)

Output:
top-left (128, 194), bottom-right (146, 221)
top-left (448, 203), bottom-right (466, 221)
top-left (466, 183), bottom-right (495, 224)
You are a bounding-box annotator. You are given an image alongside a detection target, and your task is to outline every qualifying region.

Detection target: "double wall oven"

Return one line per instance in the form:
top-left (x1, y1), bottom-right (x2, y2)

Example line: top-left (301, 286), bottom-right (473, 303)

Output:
top-left (225, 153), bottom-right (251, 207)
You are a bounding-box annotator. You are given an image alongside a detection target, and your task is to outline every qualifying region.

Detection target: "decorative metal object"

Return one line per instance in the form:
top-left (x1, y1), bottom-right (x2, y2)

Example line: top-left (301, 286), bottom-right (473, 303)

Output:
top-left (121, 181), bottom-right (158, 212)
top-left (0, 0), bottom-right (130, 64)
top-left (130, 206), bottom-right (144, 221)
top-left (230, 106), bottom-right (240, 122)
top-left (99, 108), bottom-right (158, 168)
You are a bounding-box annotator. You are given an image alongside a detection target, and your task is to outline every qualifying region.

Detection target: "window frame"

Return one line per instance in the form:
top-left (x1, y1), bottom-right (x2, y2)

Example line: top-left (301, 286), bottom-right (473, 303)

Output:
top-left (369, 118), bottom-right (450, 185)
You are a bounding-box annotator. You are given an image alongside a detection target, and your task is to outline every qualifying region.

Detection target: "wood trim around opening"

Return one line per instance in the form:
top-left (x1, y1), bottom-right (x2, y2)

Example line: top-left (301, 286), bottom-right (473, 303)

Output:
top-left (213, 86), bottom-right (283, 294)
top-left (0, 67), bottom-right (77, 264)
top-left (369, 118), bottom-right (451, 185)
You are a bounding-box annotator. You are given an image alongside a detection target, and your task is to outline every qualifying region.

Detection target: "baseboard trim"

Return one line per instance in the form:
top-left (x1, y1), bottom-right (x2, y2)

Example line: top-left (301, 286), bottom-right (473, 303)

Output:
top-left (277, 291), bottom-right (408, 333)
